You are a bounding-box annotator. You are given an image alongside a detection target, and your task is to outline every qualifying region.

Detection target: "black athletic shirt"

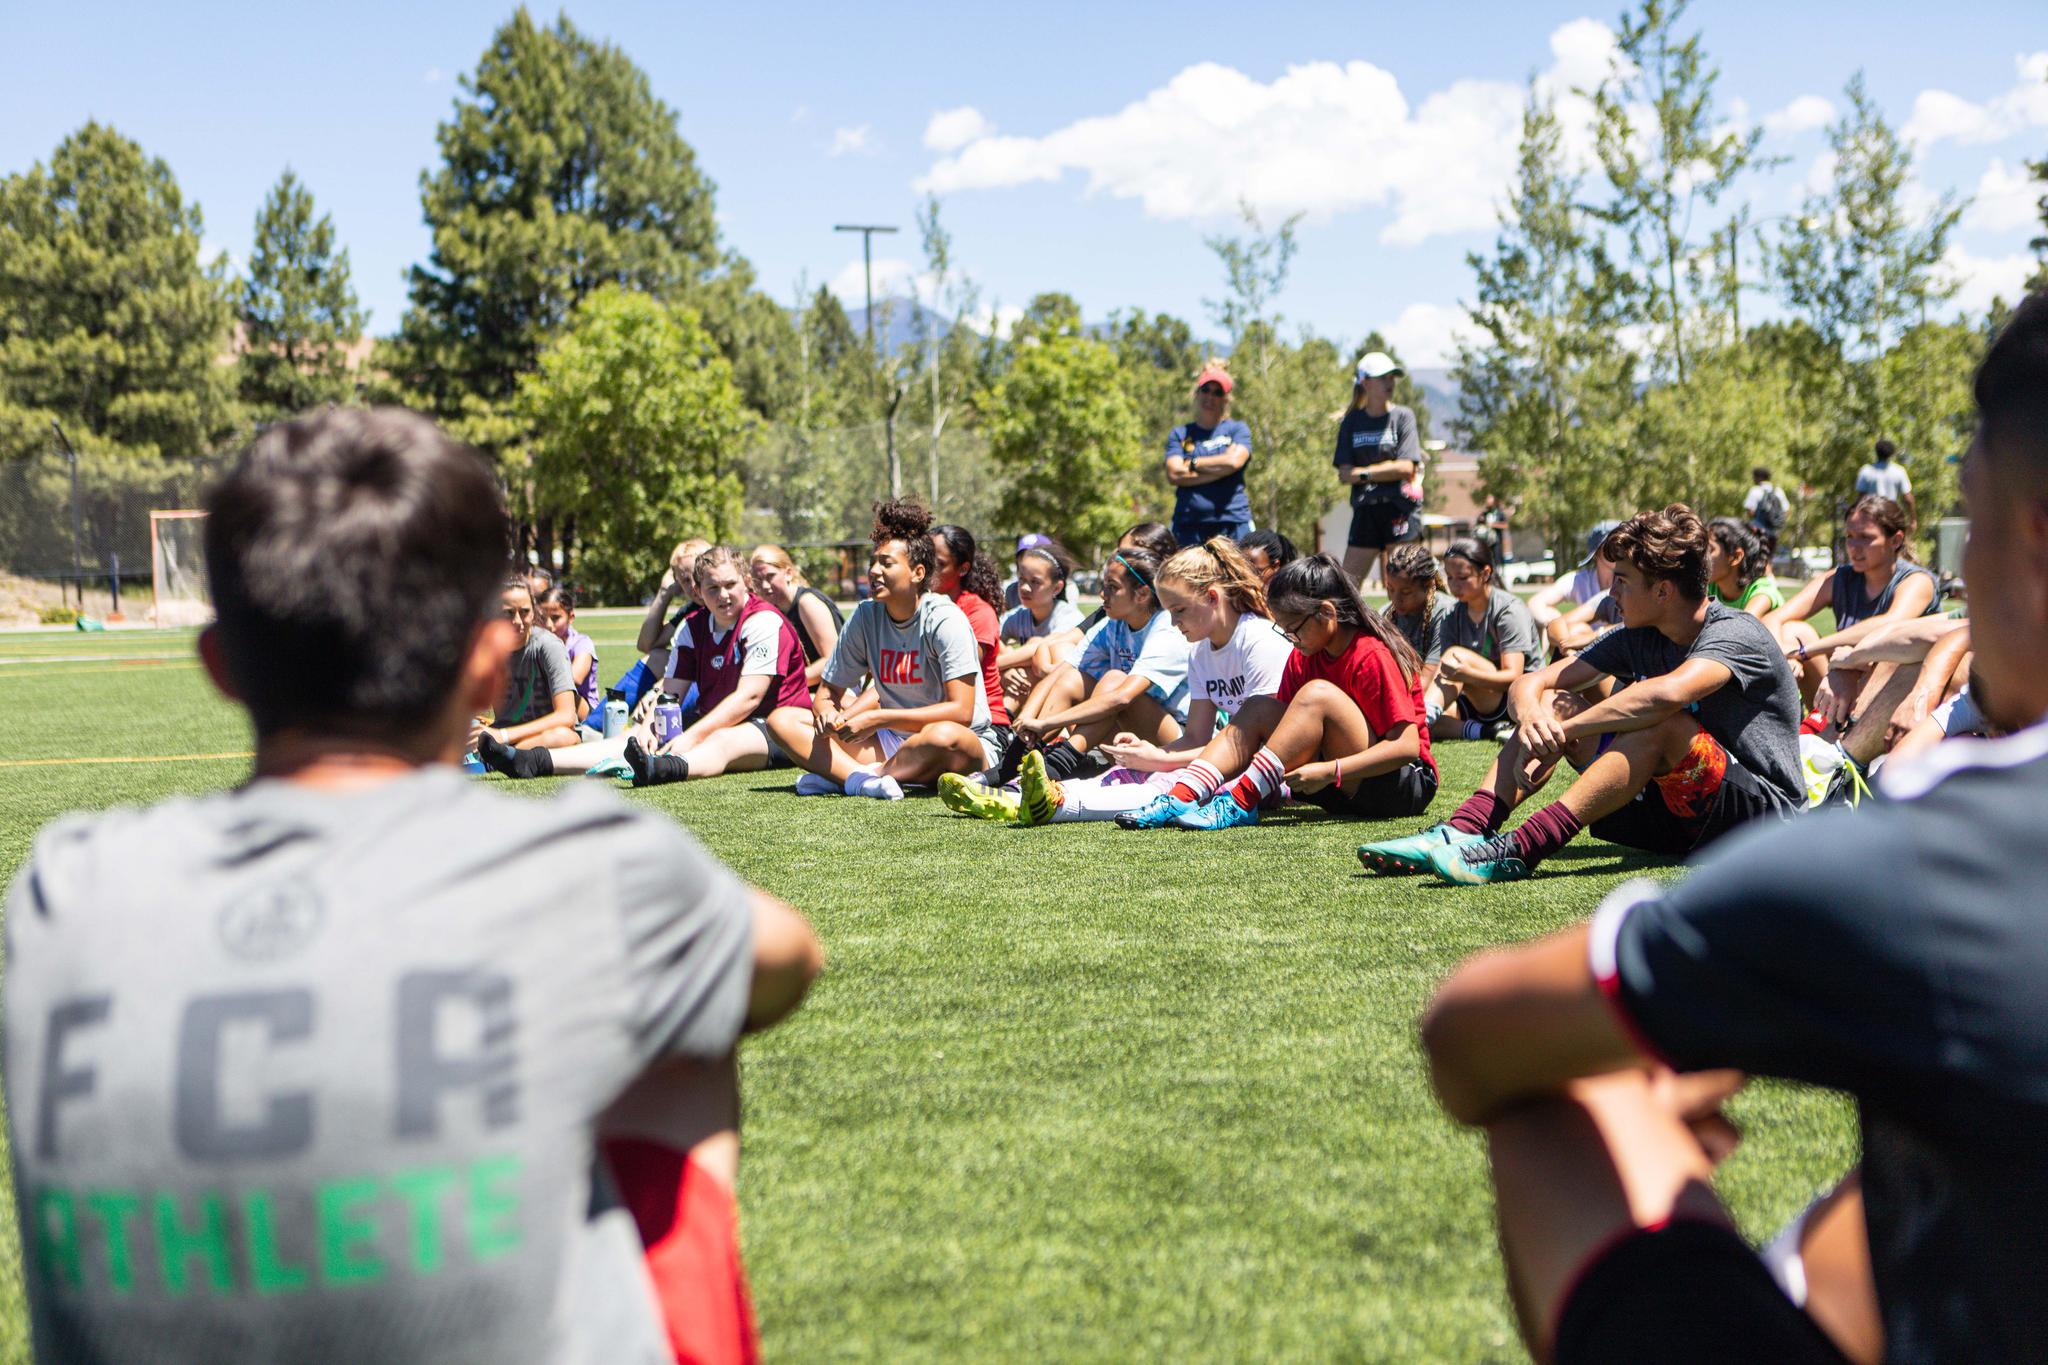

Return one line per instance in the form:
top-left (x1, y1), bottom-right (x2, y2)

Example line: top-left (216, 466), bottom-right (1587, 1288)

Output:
top-left (1591, 722), bottom-right (2048, 1362)
top-left (1830, 560), bottom-right (1938, 630)
top-left (788, 586), bottom-right (845, 664)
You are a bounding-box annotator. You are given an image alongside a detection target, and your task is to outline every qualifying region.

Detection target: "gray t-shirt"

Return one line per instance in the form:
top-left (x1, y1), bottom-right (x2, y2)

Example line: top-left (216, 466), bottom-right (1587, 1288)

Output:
top-left (1855, 460), bottom-right (1912, 503)
top-left (823, 593), bottom-right (991, 731)
top-left (1442, 587), bottom-right (1544, 672)
top-left (1385, 596), bottom-right (1453, 668)
top-left (1000, 599), bottom-right (1083, 643)
top-left (4, 767), bottom-right (754, 1363)
top-left (1578, 601), bottom-right (1805, 807)
top-left (499, 628), bottom-right (574, 724)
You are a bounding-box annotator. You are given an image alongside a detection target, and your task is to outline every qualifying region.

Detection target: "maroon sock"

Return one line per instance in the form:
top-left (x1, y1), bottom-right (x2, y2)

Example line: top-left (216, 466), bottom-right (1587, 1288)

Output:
top-left (1508, 802), bottom-right (1583, 868)
top-left (1445, 788), bottom-right (1509, 836)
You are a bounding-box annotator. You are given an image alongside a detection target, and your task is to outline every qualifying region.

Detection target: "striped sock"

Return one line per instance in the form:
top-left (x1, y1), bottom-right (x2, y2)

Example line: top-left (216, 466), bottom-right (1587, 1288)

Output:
top-left (1167, 759), bottom-right (1225, 805)
top-left (1226, 748), bottom-right (1287, 811)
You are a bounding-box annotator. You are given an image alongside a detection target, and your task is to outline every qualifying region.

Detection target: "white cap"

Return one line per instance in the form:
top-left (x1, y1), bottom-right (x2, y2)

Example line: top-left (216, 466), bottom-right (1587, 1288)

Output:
top-left (1353, 351), bottom-right (1403, 382)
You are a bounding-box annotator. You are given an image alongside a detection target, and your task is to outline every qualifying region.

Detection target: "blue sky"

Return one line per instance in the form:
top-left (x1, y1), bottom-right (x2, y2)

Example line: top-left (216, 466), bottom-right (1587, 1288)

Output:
top-left (4, 2), bottom-right (2043, 364)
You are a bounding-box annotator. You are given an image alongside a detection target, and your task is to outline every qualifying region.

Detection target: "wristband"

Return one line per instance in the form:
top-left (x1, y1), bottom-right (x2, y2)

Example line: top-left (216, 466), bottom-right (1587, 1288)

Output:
top-left (1333, 758), bottom-right (1344, 788)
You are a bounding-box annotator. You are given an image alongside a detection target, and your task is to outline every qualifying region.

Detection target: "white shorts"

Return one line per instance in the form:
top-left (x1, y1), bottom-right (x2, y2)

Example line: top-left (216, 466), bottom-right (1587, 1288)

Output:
top-left (877, 725), bottom-right (1006, 770)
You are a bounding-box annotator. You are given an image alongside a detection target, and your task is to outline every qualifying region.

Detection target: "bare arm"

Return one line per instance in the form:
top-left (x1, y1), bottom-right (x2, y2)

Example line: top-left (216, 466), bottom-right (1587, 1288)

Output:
top-left (1764, 569), bottom-right (1835, 635)
top-left (1440, 646), bottom-right (1527, 690)
top-left (1422, 922), bottom-right (1648, 1125)
top-left (796, 596), bottom-right (839, 689)
top-left (637, 582), bottom-right (683, 655)
top-left (1800, 574), bottom-right (1938, 657)
top-left (1026, 670), bottom-right (1157, 734)
top-left (494, 689), bottom-right (579, 745)
top-left (1165, 443), bottom-right (1251, 487)
top-left (1292, 718), bottom-right (1421, 789)
top-left (1832, 615), bottom-right (1964, 669)
top-left (745, 888), bottom-right (824, 1031)
top-left (861, 675), bottom-right (978, 733)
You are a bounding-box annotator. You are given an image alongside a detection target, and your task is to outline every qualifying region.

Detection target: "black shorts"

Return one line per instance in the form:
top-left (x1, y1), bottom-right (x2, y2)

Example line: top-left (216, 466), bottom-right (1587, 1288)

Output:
top-left (1347, 500), bottom-right (1422, 549)
top-left (1589, 729), bottom-right (1794, 857)
top-left (1557, 1219), bottom-right (1847, 1365)
top-left (1304, 760), bottom-right (1438, 819)
top-left (1453, 690), bottom-right (1511, 726)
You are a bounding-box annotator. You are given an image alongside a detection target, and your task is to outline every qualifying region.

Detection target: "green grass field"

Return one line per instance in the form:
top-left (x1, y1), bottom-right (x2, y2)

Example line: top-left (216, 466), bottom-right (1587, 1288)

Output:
top-left (0, 613), bottom-right (1858, 1362)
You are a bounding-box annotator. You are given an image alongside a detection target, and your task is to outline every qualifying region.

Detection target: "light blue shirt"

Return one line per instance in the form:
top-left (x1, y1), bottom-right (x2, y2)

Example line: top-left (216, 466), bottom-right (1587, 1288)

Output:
top-left (1077, 608), bottom-right (1191, 719)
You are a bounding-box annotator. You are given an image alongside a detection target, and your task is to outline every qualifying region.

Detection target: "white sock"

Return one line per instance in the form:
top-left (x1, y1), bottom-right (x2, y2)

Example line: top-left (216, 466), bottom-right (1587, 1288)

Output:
top-left (795, 772), bottom-right (839, 796)
top-left (1052, 773), bottom-right (1170, 823)
top-left (848, 771), bottom-right (904, 800)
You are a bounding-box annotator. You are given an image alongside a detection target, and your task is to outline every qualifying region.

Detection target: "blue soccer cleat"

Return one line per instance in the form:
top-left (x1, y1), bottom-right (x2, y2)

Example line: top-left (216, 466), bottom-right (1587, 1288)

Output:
top-left (1115, 791), bottom-right (1198, 829)
top-left (1168, 792), bottom-right (1260, 831)
top-left (1428, 833), bottom-right (1531, 885)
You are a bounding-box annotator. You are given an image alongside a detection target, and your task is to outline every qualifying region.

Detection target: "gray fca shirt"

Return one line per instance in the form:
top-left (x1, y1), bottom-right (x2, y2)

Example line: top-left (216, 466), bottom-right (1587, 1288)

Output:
top-left (4, 766), bottom-right (753, 1363)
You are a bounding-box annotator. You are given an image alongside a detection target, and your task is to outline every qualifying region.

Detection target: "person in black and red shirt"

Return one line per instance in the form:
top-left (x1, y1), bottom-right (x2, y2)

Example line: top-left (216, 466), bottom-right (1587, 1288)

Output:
top-left (1156, 552), bottom-right (1438, 830)
top-left (1419, 292), bottom-right (2048, 1365)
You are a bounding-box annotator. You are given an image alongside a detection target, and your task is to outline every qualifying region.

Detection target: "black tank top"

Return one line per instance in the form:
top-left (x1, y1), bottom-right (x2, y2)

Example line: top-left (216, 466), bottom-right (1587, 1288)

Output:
top-left (1831, 560), bottom-right (1937, 630)
top-left (789, 586), bottom-right (845, 663)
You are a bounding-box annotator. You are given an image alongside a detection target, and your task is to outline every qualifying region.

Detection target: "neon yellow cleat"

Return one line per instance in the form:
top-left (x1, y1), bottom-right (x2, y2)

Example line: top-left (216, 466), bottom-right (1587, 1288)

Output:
top-left (939, 772), bottom-right (1020, 822)
top-left (1017, 750), bottom-right (1067, 827)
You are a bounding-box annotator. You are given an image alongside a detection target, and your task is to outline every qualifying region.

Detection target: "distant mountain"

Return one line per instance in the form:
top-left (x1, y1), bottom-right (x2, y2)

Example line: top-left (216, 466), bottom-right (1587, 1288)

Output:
top-left (1408, 367), bottom-right (1463, 434)
top-left (843, 298), bottom-right (954, 355)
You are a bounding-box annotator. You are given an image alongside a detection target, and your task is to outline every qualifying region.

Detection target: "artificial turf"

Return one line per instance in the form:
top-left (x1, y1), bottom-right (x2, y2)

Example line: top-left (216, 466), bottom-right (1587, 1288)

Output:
top-left (0, 612), bottom-right (1858, 1362)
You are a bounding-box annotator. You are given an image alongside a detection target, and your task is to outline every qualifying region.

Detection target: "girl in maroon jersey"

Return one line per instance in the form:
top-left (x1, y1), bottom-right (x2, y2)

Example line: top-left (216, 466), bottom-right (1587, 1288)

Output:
top-left (479, 548), bottom-right (811, 786)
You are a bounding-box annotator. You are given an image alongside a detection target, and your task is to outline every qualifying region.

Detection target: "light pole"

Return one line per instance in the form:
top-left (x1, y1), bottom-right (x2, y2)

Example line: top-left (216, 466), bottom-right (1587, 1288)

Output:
top-left (833, 223), bottom-right (898, 358)
top-left (835, 223), bottom-right (899, 497)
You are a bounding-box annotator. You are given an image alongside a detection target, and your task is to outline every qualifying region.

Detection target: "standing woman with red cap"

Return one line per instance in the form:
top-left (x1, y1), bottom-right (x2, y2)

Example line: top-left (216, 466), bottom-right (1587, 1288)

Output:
top-left (1337, 350), bottom-right (1425, 588)
top-left (1165, 365), bottom-right (1255, 548)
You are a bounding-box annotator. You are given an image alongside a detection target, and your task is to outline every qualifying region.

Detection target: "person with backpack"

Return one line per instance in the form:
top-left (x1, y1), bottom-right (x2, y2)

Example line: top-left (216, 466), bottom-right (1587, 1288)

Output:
top-left (1744, 467), bottom-right (1787, 561)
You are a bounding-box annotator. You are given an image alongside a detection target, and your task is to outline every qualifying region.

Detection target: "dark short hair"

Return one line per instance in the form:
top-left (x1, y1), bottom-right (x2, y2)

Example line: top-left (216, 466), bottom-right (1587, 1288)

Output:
top-left (1751, 466), bottom-right (1771, 482)
top-left (1975, 291), bottom-right (2048, 482)
top-left (204, 409), bottom-right (509, 738)
top-left (1120, 521), bottom-right (1178, 558)
top-left (1236, 528), bottom-right (1298, 569)
top-left (1600, 504), bottom-right (1709, 601)
top-left (1874, 438), bottom-right (1897, 460)
top-left (871, 496), bottom-right (937, 583)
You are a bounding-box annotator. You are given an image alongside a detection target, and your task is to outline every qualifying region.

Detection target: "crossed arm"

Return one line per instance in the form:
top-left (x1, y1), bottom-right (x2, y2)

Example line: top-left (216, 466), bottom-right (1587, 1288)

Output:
top-left (1165, 442), bottom-right (1251, 487)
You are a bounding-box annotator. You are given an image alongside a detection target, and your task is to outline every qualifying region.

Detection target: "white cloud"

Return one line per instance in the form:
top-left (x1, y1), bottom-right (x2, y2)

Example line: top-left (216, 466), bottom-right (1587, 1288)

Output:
top-left (423, 67), bottom-right (445, 85)
top-left (828, 125), bottom-right (876, 157)
top-left (1763, 95), bottom-right (1834, 137)
top-left (1939, 244), bottom-right (2037, 316)
top-left (790, 105), bottom-right (810, 124)
top-left (915, 20), bottom-right (1620, 247)
top-left (1382, 302), bottom-right (1477, 368)
top-left (827, 256), bottom-right (925, 306)
top-left (1904, 51), bottom-right (2048, 148)
top-left (1967, 158), bottom-right (2042, 233)
top-left (965, 303), bottom-right (1024, 339)
top-left (924, 106), bottom-right (993, 152)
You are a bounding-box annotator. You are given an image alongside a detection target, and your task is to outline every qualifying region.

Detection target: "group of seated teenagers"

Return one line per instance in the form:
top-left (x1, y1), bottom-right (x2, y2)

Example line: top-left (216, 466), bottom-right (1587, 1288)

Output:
top-left (472, 480), bottom-right (1984, 894)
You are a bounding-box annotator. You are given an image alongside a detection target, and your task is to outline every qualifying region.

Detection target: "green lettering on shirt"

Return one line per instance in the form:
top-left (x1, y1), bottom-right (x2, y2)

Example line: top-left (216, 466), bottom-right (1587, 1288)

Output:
top-left (84, 1190), bottom-right (141, 1293)
top-left (34, 1187), bottom-right (82, 1290)
top-left (315, 1177), bottom-right (385, 1286)
top-left (155, 1193), bottom-right (232, 1295)
top-left (389, 1164), bottom-right (457, 1274)
top-left (244, 1190), bottom-right (309, 1294)
top-left (466, 1155), bottom-right (522, 1263)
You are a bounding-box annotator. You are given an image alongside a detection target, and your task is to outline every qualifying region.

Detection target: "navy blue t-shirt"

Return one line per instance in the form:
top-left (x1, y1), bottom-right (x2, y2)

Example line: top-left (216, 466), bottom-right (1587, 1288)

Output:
top-left (1591, 723), bottom-right (2048, 1362)
top-left (1166, 419), bottom-right (1253, 524)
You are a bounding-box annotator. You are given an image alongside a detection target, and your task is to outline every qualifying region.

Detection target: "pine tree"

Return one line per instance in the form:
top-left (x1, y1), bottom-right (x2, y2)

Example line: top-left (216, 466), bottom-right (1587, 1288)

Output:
top-left (1588, 0), bottom-right (1768, 386)
top-left (238, 169), bottom-right (365, 420)
top-left (1454, 95), bottom-right (1637, 561)
top-left (0, 122), bottom-right (236, 572)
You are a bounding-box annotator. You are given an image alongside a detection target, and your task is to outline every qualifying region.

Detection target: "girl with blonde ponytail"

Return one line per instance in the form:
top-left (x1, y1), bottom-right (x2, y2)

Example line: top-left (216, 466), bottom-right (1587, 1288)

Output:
top-left (940, 536), bottom-right (1294, 826)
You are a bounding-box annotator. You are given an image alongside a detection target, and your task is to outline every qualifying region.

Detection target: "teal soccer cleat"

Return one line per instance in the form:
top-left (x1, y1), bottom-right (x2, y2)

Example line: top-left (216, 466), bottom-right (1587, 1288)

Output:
top-left (1115, 791), bottom-right (1198, 829)
top-left (1168, 793), bottom-right (1259, 831)
top-left (1427, 833), bottom-right (1531, 885)
top-left (1356, 824), bottom-right (1485, 876)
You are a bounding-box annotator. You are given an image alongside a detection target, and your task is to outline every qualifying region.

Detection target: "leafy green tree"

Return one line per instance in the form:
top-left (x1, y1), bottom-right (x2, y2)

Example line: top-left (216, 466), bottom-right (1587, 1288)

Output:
top-left (516, 287), bottom-right (746, 601)
top-left (1232, 325), bottom-right (1348, 544)
top-left (1104, 307), bottom-right (1205, 523)
top-left (391, 8), bottom-right (771, 457)
top-left (1589, 0), bottom-right (1768, 385)
top-left (1874, 320), bottom-right (1980, 525)
top-left (238, 169), bottom-right (365, 419)
top-left (0, 122), bottom-right (236, 570)
top-left (1773, 74), bottom-right (1964, 499)
top-left (1454, 95), bottom-right (1637, 560)
top-left (985, 332), bottom-right (1143, 553)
